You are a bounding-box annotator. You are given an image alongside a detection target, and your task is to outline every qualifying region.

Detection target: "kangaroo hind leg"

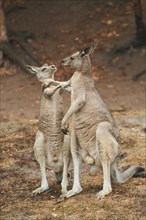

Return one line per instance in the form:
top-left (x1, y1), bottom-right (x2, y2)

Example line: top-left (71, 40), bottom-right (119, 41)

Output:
top-left (33, 130), bottom-right (49, 195)
top-left (96, 122), bottom-right (119, 199)
top-left (64, 130), bottom-right (82, 198)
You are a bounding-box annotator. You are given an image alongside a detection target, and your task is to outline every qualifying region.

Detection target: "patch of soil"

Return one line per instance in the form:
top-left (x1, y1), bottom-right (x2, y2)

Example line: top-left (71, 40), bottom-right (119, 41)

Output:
top-left (0, 114), bottom-right (146, 220)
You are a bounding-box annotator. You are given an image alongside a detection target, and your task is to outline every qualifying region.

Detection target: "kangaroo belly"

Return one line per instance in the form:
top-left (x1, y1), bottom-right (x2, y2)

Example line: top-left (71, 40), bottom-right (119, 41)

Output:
top-left (79, 142), bottom-right (101, 167)
top-left (39, 113), bottom-right (63, 135)
top-left (46, 159), bottom-right (63, 172)
top-left (74, 109), bottom-right (102, 165)
top-left (75, 111), bottom-right (97, 147)
top-left (45, 145), bottom-right (64, 172)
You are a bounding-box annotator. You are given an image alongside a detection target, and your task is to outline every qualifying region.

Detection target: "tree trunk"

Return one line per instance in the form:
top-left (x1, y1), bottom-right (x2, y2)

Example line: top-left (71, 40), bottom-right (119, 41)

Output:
top-left (0, 0), bottom-right (8, 42)
top-left (0, 0), bottom-right (41, 73)
top-left (133, 0), bottom-right (146, 44)
top-left (0, 0), bottom-right (8, 66)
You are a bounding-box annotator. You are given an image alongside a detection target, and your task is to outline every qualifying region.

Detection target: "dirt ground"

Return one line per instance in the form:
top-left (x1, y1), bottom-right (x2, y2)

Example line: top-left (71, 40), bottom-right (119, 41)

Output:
top-left (0, 0), bottom-right (146, 219)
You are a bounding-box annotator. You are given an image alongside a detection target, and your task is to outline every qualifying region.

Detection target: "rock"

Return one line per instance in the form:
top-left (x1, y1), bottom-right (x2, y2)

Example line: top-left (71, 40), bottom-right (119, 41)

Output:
top-left (123, 117), bottom-right (146, 130)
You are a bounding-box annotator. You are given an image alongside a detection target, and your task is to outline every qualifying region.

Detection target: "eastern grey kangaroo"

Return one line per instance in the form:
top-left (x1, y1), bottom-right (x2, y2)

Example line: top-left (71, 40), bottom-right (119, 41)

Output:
top-left (27, 64), bottom-right (71, 195)
top-left (60, 45), bottom-right (145, 199)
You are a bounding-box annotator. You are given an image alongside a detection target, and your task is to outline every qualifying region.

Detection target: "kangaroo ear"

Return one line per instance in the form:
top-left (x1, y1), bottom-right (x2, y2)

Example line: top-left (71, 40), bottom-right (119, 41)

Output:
top-left (26, 65), bottom-right (39, 74)
top-left (41, 63), bottom-right (49, 71)
top-left (80, 43), bottom-right (97, 57)
top-left (42, 63), bottom-right (49, 68)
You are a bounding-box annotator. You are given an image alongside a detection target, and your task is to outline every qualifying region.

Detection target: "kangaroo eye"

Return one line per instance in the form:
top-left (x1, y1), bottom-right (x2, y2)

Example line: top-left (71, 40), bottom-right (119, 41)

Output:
top-left (70, 57), bottom-right (74, 61)
top-left (42, 68), bottom-right (47, 72)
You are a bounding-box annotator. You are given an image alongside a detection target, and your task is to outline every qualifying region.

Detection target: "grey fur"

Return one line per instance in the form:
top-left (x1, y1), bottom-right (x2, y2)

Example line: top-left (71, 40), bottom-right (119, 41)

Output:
top-left (26, 64), bottom-right (71, 195)
top-left (60, 45), bottom-right (145, 199)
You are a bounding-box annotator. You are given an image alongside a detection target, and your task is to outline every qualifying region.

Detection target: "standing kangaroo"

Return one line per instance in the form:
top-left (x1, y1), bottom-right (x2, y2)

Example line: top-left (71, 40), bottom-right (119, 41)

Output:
top-left (26, 64), bottom-right (71, 195)
top-left (60, 45), bottom-right (145, 199)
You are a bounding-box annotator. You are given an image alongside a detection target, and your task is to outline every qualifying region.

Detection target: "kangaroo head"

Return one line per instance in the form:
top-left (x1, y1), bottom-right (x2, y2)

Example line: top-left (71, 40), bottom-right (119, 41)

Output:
top-left (26, 64), bottom-right (57, 81)
top-left (61, 44), bottom-right (96, 71)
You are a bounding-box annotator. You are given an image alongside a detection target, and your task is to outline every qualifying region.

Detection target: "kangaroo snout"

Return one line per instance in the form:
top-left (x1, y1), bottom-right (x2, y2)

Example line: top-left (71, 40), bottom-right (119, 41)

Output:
top-left (51, 65), bottom-right (57, 72)
top-left (61, 59), bottom-right (69, 67)
top-left (51, 65), bottom-right (56, 69)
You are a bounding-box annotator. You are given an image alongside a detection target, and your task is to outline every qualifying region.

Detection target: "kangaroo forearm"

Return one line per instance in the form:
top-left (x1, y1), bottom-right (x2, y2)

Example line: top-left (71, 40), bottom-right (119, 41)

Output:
top-left (45, 79), bottom-right (71, 92)
top-left (62, 97), bottom-right (86, 124)
top-left (64, 85), bottom-right (72, 92)
top-left (44, 85), bottom-right (61, 97)
top-left (49, 79), bottom-right (71, 87)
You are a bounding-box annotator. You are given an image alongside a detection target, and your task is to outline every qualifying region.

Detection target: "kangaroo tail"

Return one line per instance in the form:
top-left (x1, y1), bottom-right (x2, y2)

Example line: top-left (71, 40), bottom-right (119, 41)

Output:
top-left (133, 171), bottom-right (146, 178)
top-left (111, 158), bottom-right (145, 183)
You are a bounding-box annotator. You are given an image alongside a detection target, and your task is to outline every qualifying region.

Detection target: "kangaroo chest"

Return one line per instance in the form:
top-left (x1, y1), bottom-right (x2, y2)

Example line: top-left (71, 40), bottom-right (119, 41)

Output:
top-left (39, 90), bottom-right (64, 137)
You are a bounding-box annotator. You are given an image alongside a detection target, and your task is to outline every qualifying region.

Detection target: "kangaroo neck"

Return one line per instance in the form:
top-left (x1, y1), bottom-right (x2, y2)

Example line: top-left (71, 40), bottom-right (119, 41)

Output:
top-left (39, 76), bottom-right (54, 84)
top-left (79, 56), bottom-right (92, 77)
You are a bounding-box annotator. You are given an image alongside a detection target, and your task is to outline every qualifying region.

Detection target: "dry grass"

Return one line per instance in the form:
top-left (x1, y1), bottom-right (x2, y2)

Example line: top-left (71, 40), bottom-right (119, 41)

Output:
top-left (0, 112), bottom-right (146, 220)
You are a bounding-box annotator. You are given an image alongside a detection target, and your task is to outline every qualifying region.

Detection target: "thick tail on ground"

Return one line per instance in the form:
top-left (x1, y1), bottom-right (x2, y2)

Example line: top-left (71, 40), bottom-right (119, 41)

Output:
top-left (111, 159), bottom-right (145, 183)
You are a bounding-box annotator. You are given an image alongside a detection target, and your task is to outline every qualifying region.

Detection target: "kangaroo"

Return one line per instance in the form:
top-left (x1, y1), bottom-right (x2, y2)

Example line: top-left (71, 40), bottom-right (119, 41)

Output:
top-left (26, 64), bottom-right (71, 195)
top-left (60, 45), bottom-right (145, 199)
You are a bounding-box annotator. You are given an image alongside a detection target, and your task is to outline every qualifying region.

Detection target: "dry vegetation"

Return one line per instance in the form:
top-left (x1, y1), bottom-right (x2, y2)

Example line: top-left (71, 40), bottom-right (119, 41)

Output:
top-left (0, 111), bottom-right (145, 220)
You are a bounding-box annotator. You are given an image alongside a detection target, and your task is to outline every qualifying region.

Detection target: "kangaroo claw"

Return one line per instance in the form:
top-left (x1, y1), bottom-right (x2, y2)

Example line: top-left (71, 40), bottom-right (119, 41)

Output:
top-left (62, 127), bottom-right (69, 135)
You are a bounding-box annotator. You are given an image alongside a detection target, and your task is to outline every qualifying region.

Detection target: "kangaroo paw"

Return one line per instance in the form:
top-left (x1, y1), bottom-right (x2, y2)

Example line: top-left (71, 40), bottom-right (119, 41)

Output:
top-left (62, 127), bottom-right (69, 135)
top-left (33, 185), bottom-right (49, 195)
